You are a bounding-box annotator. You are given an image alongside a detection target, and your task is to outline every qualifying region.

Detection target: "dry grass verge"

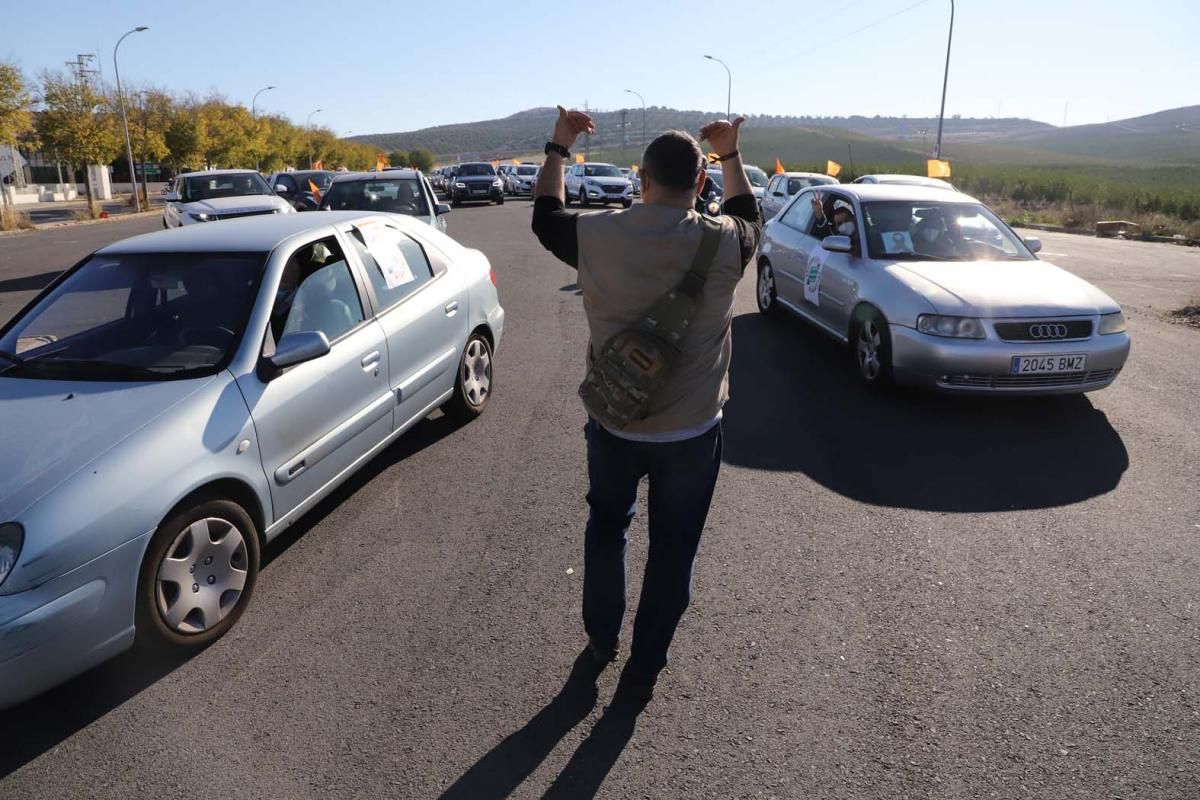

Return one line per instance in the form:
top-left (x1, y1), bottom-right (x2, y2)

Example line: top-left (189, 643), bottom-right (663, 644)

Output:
top-left (0, 206), bottom-right (35, 231)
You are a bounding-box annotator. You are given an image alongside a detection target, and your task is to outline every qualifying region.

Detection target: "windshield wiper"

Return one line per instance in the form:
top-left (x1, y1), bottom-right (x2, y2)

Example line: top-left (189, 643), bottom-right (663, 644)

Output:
top-left (21, 357), bottom-right (167, 380)
top-left (0, 349), bottom-right (27, 366)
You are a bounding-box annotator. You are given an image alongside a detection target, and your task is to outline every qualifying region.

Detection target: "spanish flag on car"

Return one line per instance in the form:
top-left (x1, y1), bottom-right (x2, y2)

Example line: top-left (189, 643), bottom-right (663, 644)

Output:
top-left (774, 158), bottom-right (785, 175)
top-left (307, 178), bottom-right (322, 203)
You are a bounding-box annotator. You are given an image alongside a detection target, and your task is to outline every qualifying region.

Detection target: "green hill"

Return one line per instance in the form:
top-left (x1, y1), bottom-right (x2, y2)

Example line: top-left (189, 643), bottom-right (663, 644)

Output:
top-left (992, 106), bottom-right (1200, 164)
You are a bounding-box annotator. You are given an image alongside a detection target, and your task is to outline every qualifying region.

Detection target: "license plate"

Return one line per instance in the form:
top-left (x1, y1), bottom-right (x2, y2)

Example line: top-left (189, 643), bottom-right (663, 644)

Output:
top-left (472, 187), bottom-right (487, 194)
top-left (1010, 354), bottom-right (1087, 375)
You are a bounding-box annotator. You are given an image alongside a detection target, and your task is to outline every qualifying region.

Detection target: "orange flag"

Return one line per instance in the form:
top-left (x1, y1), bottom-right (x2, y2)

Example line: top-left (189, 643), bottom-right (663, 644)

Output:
top-left (774, 158), bottom-right (785, 175)
top-left (376, 153), bottom-right (387, 171)
top-left (826, 160), bottom-right (842, 177)
top-left (307, 178), bottom-right (322, 203)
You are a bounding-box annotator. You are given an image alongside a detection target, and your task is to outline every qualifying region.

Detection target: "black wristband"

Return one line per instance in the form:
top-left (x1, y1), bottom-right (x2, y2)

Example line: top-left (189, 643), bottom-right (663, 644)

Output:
top-left (715, 150), bottom-right (740, 162)
top-left (545, 141), bottom-right (571, 159)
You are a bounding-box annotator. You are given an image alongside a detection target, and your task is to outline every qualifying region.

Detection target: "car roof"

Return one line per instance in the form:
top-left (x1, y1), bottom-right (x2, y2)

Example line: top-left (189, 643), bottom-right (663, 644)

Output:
top-left (778, 171), bottom-right (836, 179)
top-left (179, 169), bottom-right (260, 177)
top-left (857, 174), bottom-right (955, 188)
top-left (581, 162), bottom-right (618, 167)
top-left (819, 184), bottom-right (978, 204)
top-left (458, 161), bottom-right (492, 167)
top-left (97, 211), bottom-right (429, 255)
top-left (331, 169), bottom-right (421, 182)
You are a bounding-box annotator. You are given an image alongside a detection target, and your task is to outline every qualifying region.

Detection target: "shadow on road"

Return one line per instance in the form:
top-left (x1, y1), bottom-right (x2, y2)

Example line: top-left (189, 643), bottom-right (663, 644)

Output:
top-left (437, 650), bottom-right (643, 800)
top-left (0, 270), bottom-right (59, 296)
top-left (723, 312), bottom-right (1128, 512)
top-left (0, 413), bottom-right (464, 779)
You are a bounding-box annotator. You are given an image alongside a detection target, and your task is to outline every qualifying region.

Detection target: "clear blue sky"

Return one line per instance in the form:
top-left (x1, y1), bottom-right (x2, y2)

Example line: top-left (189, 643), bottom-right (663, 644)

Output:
top-left (6, 0), bottom-right (1197, 135)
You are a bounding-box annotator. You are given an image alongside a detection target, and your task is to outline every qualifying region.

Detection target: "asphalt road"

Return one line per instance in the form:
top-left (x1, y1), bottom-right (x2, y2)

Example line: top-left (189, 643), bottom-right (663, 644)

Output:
top-left (0, 205), bottom-right (1198, 799)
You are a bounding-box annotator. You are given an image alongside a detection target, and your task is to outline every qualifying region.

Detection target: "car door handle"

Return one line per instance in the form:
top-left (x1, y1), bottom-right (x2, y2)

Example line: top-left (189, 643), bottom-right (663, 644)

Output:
top-left (444, 301), bottom-right (459, 316)
top-left (361, 351), bottom-right (381, 374)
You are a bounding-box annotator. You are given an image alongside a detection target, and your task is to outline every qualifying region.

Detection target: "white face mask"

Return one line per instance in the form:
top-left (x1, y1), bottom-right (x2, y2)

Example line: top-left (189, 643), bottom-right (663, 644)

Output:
top-left (921, 227), bottom-right (940, 243)
top-left (837, 221), bottom-right (856, 237)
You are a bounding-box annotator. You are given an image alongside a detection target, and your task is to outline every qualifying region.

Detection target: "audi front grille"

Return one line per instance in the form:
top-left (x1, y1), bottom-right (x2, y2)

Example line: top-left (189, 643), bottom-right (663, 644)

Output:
top-left (994, 320), bottom-right (1093, 342)
top-left (939, 368), bottom-right (1117, 390)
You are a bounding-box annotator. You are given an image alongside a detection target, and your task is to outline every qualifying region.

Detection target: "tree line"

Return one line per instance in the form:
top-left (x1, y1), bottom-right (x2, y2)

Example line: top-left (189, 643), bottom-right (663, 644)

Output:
top-left (0, 60), bottom-right (433, 213)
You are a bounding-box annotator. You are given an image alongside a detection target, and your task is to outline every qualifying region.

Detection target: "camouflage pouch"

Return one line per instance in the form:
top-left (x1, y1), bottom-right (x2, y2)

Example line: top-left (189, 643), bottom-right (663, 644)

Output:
top-left (579, 216), bottom-right (722, 430)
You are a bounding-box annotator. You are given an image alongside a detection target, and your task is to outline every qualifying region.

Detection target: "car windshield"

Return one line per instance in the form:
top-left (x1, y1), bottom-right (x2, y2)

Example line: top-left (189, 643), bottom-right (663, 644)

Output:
top-left (458, 164), bottom-right (495, 176)
top-left (861, 201), bottom-right (1034, 262)
top-left (745, 167), bottom-right (769, 187)
top-left (706, 171), bottom-right (724, 188)
top-left (584, 164), bottom-right (622, 177)
top-left (321, 179), bottom-right (431, 217)
top-left (293, 172), bottom-right (335, 190)
top-left (787, 176), bottom-right (835, 193)
top-left (0, 252), bottom-right (264, 381)
top-left (516, 166), bottom-right (538, 176)
top-left (183, 173), bottom-right (273, 202)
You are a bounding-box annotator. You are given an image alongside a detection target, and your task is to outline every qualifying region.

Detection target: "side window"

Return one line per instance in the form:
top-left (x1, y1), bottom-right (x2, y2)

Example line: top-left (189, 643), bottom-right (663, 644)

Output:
top-left (271, 236), bottom-right (364, 345)
top-left (779, 191), bottom-right (815, 233)
top-left (767, 176), bottom-right (782, 196)
top-left (347, 224), bottom-right (435, 310)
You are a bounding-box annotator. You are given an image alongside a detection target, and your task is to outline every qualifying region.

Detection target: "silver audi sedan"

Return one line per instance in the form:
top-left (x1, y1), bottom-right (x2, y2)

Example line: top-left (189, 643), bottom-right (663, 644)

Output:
top-left (756, 184), bottom-right (1130, 393)
top-left (0, 211), bottom-right (503, 708)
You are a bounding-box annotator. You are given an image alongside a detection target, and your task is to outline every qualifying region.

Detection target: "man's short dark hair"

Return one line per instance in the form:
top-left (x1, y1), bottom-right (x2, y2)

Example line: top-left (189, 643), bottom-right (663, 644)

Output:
top-left (641, 130), bottom-right (703, 192)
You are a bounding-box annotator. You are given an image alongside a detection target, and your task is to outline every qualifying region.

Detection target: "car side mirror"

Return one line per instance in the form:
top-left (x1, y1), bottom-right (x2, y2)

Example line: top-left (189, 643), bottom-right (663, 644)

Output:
top-left (822, 235), bottom-right (853, 253)
top-left (163, 191), bottom-right (180, 202)
top-left (275, 184), bottom-right (290, 194)
top-left (435, 202), bottom-right (451, 215)
top-left (264, 330), bottom-right (331, 378)
top-left (773, 191), bottom-right (784, 197)
top-left (1023, 236), bottom-right (1042, 253)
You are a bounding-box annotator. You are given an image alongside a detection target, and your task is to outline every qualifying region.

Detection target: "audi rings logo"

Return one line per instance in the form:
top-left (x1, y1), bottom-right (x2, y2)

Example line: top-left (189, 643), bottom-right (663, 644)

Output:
top-left (1029, 323), bottom-right (1069, 339)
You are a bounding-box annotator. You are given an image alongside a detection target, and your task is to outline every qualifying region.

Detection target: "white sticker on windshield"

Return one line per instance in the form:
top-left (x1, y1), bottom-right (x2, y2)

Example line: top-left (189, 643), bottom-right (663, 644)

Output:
top-left (356, 222), bottom-right (415, 289)
top-left (882, 230), bottom-right (914, 254)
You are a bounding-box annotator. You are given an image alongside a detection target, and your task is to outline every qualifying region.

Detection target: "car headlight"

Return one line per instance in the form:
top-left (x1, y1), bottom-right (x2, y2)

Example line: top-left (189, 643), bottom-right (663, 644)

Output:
top-left (916, 314), bottom-right (986, 339)
top-left (455, 182), bottom-right (466, 188)
top-left (1098, 310), bottom-right (1126, 334)
top-left (189, 211), bottom-right (211, 222)
top-left (0, 522), bottom-right (23, 589)
top-left (493, 179), bottom-right (502, 187)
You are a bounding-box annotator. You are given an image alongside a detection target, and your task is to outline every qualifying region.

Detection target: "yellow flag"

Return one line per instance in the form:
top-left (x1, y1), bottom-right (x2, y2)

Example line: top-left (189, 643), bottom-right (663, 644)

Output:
top-left (575, 153), bottom-right (584, 164)
top-left (376, 153), bottom-right (387, 172)
top-left (512, 158), bottom-right (520, 165)
top-left (774, 158), bottom-right (785, 175)
top-left (826, 160), bottom-right (842, 177)
top-left (927, 159), bottom-right (952, 178)
top-left (706, 152), bottom-right (721, 164)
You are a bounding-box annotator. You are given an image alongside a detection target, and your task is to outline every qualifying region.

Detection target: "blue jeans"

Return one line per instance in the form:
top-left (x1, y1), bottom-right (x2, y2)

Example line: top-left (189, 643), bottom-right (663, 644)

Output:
top-left (581, 418), bottom-right (723, 681)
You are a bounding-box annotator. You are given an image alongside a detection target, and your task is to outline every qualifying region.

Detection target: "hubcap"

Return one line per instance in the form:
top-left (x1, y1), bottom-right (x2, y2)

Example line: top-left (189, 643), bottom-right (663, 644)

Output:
top-left (461, 339), bottom-right (492, 407)
top-left (156, 517), bottom-right (249, 634)
top-left (857, 320), bottom-right (882, 381)
top-left (758, 265), bottom-right (775, 308)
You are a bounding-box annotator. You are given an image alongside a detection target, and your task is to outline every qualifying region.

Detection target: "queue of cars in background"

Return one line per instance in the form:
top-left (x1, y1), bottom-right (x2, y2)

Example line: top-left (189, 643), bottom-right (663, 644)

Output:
top-left (756, 183), bottom-right (1129, 394)
top-left (564, 162), bottom-right (634, 207)
top-left (0, 210), bottom-right (504, 709)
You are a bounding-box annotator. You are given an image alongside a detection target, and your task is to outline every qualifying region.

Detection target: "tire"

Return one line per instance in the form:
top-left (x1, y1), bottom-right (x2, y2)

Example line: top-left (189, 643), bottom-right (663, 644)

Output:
top-left (579, 188), bottom-right (589, 207)
top-left (851, 306), bottom-right (894, 388)
top-left (622, 198), bottom-right (633, 209)
top-left (444, 332), bottom-right (494, 423)
top-left (495, 196), bottom-right (504, 205)
top-left (136, 498), bottom-right (260, 652)
top-left (756, 260), bottom-right (778, 314)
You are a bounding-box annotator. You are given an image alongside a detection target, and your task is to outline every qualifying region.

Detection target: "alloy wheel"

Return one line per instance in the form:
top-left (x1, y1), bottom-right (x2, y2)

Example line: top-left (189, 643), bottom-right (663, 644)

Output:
top-left (857, 319), bottom-right (882, 381)
top-left (757, 263), bottom-right (776, 310)
top-left (461, 338), bottom-right (492, 408)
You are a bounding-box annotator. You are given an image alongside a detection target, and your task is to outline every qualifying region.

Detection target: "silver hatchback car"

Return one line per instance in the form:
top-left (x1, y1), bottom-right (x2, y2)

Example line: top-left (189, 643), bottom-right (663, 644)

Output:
top-left (756, 184), bottom-right (1130, 394)
top-left (0, 212), bottom-right (503, 708)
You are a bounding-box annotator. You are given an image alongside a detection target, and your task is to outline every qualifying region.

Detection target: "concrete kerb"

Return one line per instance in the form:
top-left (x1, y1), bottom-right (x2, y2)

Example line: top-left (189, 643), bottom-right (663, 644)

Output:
top-left (0, 209), bottom-right (162, 237)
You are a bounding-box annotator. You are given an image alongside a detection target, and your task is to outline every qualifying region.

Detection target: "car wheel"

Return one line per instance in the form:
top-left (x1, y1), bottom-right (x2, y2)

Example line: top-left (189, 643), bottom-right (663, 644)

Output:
top-left (851, 306), bottom-right (894, 387)
top-left (756, 260), bottom-right (778, 313)
top-left (136, 498), bottom-right (260, 652)
top-left (444, 332), bottom-right (493, 423)
top-left (622, 198), bottom-right (633, 209)
top-left (496, 196), bottom-right (504, 205)
top-left (579, 188), bottom-right (589, 207)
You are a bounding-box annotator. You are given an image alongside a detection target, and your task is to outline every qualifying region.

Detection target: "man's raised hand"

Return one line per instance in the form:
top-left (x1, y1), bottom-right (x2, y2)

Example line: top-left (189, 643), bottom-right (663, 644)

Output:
top-left (553, 106), bottom-right (596, 150)
top-left (699, 116), bottom-right (746, 157)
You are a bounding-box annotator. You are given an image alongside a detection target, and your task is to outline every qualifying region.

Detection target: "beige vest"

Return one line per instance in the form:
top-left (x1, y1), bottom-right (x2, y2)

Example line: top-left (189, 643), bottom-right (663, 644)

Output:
top-left (576, 203), bottom-right (746, 435)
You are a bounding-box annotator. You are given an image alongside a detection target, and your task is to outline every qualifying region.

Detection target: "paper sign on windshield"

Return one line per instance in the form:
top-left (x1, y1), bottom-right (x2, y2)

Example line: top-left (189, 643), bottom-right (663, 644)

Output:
top-left (355, 222), bottom-right (415, 289)
top-left (882, 230), bottom-right (914, 254)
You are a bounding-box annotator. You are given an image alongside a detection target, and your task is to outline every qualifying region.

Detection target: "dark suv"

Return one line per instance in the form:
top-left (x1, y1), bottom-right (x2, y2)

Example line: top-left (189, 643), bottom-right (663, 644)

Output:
top-left (265, 170), bottom-right (335, 211)
top-left (450, 162), bottom-right (503, 206)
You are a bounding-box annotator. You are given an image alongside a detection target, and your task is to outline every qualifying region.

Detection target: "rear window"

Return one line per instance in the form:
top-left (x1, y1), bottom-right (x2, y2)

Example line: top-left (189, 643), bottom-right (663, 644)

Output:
top-left (516, 166), bottom-right (538, 176)
top-left (458, 164), bottom-right (495, 177)
top-left (321, 179), bottom-right (430, 217)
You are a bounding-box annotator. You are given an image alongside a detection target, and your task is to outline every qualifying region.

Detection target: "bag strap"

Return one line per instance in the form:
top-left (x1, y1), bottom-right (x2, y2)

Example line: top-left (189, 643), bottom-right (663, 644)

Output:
top-left (677, 216), bottom-right (723, 299)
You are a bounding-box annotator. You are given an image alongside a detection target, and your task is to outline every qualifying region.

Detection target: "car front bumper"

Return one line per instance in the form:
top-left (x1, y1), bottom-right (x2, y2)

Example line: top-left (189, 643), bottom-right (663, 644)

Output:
top-left (582, 186), bottom-right (632, 203)
top-left (890, 325), bottom-right (1131, 395)
top-left (453, 185), bottom-right (502, 202)
top-left (0, 530), bottom-right (150, 710)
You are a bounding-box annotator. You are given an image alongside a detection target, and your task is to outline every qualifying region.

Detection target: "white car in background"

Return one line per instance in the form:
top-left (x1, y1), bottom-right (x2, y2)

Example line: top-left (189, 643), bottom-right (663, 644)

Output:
top-left (853, 174), bottom-right (957, 191)
top-left (761, 171), bottom-right (840, 220)
top-left (744, 164), bottom-right (770, 202)
top-left (564, 162), bottom-right (633, 207)
top-left (163, 170), bottom-right (294, 228)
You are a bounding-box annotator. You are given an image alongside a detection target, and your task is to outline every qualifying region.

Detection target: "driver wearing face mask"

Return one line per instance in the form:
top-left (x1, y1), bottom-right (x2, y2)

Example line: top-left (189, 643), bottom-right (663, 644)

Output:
top-left (810, 191), bottom-right (856, 240)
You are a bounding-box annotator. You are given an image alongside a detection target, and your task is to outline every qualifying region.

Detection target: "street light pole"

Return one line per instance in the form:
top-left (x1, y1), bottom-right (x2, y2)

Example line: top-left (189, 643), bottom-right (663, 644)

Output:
top-left (703, 54), bottom-right (731, 119)
top-left (623, 89), bottom-right (646, 152)
top-left (306, 108), bottom-right (322, 169)
top-left (251, 85), bottom-right (276, 171)
top-left (933, 0), bottom-right (955, 160)
top-left (113, 26), bottom-right (148, 211)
